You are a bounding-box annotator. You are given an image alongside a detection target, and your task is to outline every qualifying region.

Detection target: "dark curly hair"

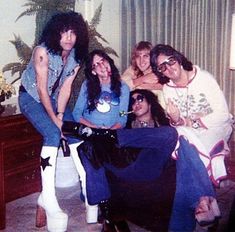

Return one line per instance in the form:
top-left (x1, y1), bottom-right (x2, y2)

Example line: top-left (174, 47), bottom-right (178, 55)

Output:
top-left (39, 11), bottom-right (89, 63)
top-left (150, 44), bottom-right (193, 84)
top-left (85, 49), bottom-right (122, 112)
top-left (126, 89), bottom-right (169, 128)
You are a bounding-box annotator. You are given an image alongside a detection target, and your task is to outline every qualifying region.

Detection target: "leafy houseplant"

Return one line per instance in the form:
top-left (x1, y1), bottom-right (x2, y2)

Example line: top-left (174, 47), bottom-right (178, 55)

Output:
top-left (0, 71), bottom-right (16, 114)
top-left (0, 72), bottom-right (16, 100)
top-left (3, 0), bottom-right (118, 107)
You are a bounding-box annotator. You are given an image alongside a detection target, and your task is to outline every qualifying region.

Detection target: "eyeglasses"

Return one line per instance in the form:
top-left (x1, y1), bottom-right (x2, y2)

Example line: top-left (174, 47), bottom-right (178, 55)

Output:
top-left (130, 94), bottom-right (145, 106)
top-left (92, 58), bottom-right (107, 69)
top-left (157, 56), bottom-right (177, 73)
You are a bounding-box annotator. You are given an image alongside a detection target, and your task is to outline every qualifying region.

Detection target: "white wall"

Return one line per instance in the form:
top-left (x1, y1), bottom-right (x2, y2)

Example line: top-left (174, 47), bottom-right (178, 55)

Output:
top-left (76, 0), bottom-right (121, 68)
top-left (0, 0), bottom-right (36, 105)
top-left (0, 0), bottom-right (35, 80)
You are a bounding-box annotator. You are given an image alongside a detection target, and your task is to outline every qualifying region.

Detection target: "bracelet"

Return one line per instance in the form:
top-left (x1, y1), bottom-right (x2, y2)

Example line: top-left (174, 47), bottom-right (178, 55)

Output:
top-left (56, 112), bottom-right (64, 115)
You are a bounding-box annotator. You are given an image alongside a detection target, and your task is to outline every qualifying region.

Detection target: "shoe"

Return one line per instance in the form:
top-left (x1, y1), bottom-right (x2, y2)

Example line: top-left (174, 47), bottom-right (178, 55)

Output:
top-left (195, 196), bottom-right (216, 227)
top-left (36, 146), bottom-right (68, 232)
top-left (36, 194), bottom-right (68, 232)
top-left (102, 220), bottom-right (116, 232)
top-left (99, 200), bottom-right (112, 224)
top-left (102, 220), bottom-right (130, 232)
top-left (114, 220), bottom-right (130, 232)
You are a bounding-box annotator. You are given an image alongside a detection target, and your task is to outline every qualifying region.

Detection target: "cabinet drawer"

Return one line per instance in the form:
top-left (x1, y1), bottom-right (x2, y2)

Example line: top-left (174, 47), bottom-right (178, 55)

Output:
top-left (0, 114), bottom-right (41, 140)
top-left (2, 138), bottom-right (42, 171)
top-left (5, 164), bottom-right (41, 202)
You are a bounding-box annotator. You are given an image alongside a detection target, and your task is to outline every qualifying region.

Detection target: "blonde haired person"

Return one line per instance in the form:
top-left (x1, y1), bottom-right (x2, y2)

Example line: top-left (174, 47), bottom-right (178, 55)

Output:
top-left (122, 41), bottom-right (167, 107)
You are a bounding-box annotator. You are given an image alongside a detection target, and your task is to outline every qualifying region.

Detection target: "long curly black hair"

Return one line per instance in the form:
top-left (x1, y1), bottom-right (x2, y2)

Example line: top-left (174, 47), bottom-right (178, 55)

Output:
top-left (150, 44), bottom-right (193, 84)
top-left (126, 89), bottom-right (169, 128)
top-left (39, 11), bottom-right (89, 63)
top-left (85, 49), bottom-right (122, 112)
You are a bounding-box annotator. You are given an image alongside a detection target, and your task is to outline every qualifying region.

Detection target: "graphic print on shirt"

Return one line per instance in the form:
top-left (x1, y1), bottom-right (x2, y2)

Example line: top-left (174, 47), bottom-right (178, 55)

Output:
top-left (95, 91), bottom-right (120, 113)
top-left (173, 90), bottom-right (213, 118)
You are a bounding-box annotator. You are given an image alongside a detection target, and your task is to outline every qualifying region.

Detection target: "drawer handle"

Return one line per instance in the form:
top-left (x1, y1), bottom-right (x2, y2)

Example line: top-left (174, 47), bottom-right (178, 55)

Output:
top-left (24, 150), bottom-right (37, 158)
top-left (24, 170), bottom-right (38, 180)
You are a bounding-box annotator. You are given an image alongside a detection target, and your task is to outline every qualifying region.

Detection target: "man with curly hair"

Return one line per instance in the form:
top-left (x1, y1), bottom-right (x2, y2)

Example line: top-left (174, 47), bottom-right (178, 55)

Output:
top-left (19, 11), bottom-right (89, 232)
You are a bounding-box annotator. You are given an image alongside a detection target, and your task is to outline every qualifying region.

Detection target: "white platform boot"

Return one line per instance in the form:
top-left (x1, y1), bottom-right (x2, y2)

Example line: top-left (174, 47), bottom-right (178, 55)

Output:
top-left (36, 146), bottom-right (68, 232)
top-left (69, 142), bottom-right (101, 230)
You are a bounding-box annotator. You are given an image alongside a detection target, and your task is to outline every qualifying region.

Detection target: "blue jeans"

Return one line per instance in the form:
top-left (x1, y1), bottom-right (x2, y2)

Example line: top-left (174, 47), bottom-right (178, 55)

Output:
top-left (80, 126), bottom-right (178, 204)
top-left (19, 91), bottom-right (79, 146)
top-left (111, 127), bottom-right (215, 231)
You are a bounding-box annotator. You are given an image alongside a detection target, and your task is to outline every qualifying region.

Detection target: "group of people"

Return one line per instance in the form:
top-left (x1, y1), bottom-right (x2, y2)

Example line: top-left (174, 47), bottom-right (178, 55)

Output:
top-left (18, 10), bottom-right (233, 232)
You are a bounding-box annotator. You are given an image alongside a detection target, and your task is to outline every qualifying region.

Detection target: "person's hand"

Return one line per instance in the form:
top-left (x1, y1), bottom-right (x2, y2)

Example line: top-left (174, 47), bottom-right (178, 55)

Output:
top-left (166, 98), bottom-right (181, 123)
top-left (54, 116), bottom-right (63, 130)
top-left (142, 73), bottom-right (159, 84)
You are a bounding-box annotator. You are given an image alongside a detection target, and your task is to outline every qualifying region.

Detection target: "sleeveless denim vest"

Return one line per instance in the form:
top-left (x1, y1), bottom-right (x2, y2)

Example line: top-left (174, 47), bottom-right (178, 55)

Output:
top-left (21, 44), bottom-right (80, 103)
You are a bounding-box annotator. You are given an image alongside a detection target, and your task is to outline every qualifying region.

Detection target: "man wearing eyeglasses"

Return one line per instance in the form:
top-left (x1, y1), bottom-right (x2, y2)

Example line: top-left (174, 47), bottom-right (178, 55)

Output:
top-left (150, 44), bottom-right (233, 187)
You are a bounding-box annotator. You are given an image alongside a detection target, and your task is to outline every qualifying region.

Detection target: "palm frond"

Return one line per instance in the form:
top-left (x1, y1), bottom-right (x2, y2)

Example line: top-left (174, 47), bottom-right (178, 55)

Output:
top-left (2, 62), bottom-right (26, 82)
top-left (15, 8), bottom-right (42, 22)
top-left (2, 62), bottom-right (21, 73)
top-left (16, 0), bottom-right (75, 22)
top-left (89, 4), bottom-right (102, 28)
top-left (9, 34), bottom-right (32, 63)
top-left (103, 47), bottom-right (119, 57)
top-left (89, 28), bottom-right (109, 44)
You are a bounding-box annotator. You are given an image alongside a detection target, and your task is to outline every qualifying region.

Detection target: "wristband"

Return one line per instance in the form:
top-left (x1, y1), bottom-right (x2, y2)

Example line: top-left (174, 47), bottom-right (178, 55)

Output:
top-left (57, 112), bottom-right (64, 115)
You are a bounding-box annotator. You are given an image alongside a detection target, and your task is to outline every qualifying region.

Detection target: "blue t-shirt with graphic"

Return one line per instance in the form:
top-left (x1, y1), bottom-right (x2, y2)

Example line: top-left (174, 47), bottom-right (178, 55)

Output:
top-left (72, 80), bottom-right (130, 128)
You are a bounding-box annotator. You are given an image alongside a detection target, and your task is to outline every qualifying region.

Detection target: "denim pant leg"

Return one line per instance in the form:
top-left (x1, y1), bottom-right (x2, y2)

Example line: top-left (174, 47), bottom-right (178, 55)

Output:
top-left (105, 148), bottom-right (171, 182)
top-left (79, 151), bottom-right (111, 205)
top-left (169, 136), bottom-right (215, 232)
top-left (63, 108), bottom-right (81, 145)
top-left (19, 92), bottom-right (61, 147)
top-left (117, 126), bottom-right (178, 154)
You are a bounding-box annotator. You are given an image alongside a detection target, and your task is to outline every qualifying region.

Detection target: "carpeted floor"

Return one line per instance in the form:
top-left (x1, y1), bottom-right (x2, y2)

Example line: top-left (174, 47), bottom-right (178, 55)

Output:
top-left (1, 179), bottom-right (235, 232)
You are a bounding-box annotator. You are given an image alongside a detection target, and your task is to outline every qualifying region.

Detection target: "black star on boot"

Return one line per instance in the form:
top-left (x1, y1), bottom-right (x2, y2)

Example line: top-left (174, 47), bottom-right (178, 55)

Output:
top-left (40, 157), bottom-right (52, 171)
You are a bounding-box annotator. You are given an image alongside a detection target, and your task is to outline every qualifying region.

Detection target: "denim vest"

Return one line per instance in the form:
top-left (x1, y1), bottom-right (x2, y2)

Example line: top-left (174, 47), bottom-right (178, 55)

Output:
top-left (21, 44), bottom-right (80, 103)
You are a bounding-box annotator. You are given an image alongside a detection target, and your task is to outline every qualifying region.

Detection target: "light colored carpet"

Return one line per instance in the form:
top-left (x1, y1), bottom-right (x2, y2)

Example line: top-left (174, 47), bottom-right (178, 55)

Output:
top-left (1, 180), bottom-right (235, 232)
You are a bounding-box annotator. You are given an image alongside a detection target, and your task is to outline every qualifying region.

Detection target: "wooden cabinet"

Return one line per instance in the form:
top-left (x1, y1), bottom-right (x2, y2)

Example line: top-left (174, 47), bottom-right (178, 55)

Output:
top-left (0, 114), bottom-right (42, 230)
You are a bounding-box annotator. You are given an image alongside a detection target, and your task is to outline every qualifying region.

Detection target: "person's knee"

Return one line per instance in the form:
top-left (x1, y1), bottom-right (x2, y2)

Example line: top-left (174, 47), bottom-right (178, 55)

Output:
top-left (164, 126), bottom-right (178, 150)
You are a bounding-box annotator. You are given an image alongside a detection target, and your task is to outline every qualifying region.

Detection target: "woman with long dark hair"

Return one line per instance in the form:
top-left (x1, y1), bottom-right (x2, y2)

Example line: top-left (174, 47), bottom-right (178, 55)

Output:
top-left (126, 89), bottom-right (169, 128)
top-left (72, 49), bottom-right (130, 229)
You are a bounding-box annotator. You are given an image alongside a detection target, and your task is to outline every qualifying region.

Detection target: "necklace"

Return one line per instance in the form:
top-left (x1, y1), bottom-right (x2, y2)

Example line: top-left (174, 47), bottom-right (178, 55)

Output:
top-left (132, 119), bottom-right (155, 128)
top-left (173, 68), bottom-right (196, 118)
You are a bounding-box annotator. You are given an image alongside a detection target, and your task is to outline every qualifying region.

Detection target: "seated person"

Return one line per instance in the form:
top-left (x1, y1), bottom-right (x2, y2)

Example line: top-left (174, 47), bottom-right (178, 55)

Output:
top-left (150, 44), bottom-right (234, 186)
top-left (121, 41), bottom-right (168, 107)
top-left (72, 49), bottom-right (130, 229)
top-left (63, 89), bottom-right (221, 232)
